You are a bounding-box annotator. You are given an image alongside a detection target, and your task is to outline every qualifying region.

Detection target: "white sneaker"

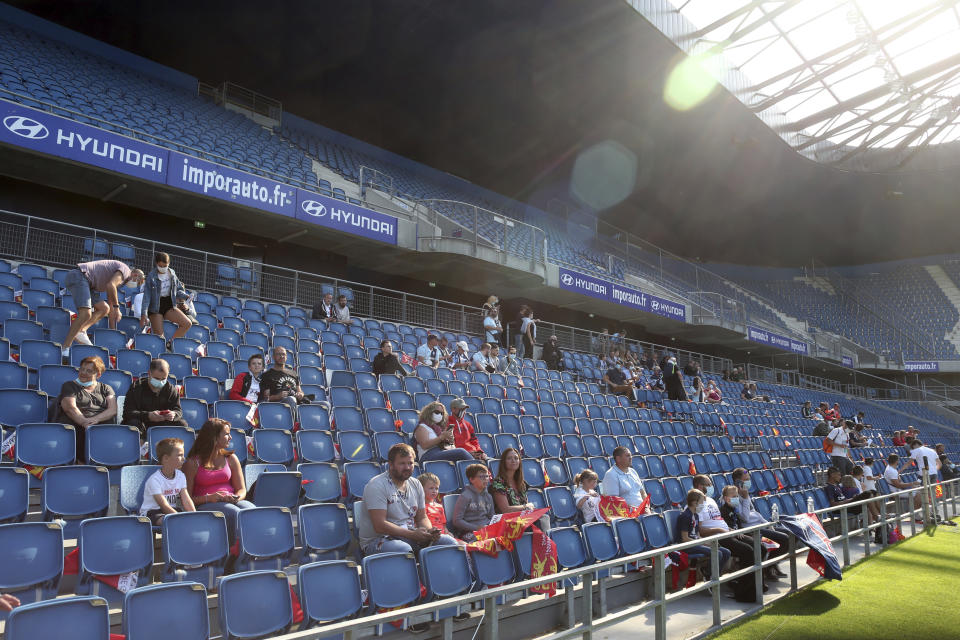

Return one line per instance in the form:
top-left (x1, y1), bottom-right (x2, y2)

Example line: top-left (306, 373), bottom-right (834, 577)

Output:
top-left (73, 331), bottom-right (92, 345)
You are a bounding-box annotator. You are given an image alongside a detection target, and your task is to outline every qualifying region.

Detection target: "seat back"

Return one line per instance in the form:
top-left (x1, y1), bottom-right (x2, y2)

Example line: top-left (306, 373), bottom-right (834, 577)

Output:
top-left (297, 560), bottom-right (363, 626)
top-left (362, 551), bottom-right (423, 610)
top-left (0, 467), bottom-right (30, 523)
top-left (5, 596), bottom-right (109, 640)
top-left (122, 582), bottom-right (210, 640)
top-left (218, 570), bottom-right (293, 640)
top-left (0, 521), bottom-right (64, 607)
top-left (298, 503), bottom-right (351, 560)
top-left (235, 507), bottom-right (295, 570)
top-left (78, 516), bottom-right (154, 598)
top-left (120, 465), bottom-right (161, 515)
top-left (161, 511), bottom-right (229, 588)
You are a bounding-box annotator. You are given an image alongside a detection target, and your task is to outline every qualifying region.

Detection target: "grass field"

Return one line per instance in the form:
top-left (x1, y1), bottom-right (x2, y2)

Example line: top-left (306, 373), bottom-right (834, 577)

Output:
top-left (705, 519), bottom-right (960, 640)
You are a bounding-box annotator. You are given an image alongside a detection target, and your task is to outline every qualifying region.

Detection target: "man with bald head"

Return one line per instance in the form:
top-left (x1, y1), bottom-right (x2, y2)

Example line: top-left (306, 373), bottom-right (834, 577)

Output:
top-left (260, 346), bottom-right (305, 416)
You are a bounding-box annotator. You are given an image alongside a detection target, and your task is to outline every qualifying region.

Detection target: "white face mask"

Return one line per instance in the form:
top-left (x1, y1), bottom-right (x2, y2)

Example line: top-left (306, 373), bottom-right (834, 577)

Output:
top-left (432, 411), bottom-right (443, 423)
top-left (157, 266), bottom-right (168, 274)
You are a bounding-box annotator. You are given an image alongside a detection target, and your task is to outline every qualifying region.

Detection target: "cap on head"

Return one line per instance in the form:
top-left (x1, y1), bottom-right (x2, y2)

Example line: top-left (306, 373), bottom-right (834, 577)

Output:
top-left (457, 341), bottom-right (469, 351)
top-left (451, 397), bottom-right (468, 410)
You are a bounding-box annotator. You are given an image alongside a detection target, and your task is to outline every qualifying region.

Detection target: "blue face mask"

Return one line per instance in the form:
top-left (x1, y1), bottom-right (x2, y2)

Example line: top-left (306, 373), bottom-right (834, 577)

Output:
top-left (149, 377), bottom-right (166, 389)
top-left (75, 378), bottom-right (95, 388)
top-left (706, 485), bottom-right (715, 498)
top-left (728, 497), bottom-right (740, 508)
top-left (742, 480), bottom-right (752, 492)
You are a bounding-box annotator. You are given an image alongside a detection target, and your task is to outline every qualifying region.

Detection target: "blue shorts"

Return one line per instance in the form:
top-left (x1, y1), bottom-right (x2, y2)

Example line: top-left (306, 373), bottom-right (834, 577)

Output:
top-left (64, 269), bottom-right (102, 309)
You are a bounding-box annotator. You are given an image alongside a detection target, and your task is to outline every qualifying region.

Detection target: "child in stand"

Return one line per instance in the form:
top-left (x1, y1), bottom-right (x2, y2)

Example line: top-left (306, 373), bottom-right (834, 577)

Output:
top-left (451, 464), bottom-right (495, 541)
top-left (572, 469), bottom-right (601, 523)
top-left (419, 472), bottom-right (450, 535)
top-left (840, 474), bottom-right (861, 500)
top-left (140, 438), bottom-right (195, 526)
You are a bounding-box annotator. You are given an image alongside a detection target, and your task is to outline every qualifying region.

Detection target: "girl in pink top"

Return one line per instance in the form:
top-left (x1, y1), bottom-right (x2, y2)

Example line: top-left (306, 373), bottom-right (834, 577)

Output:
top-left (182, 418), bottom-right (254, 539)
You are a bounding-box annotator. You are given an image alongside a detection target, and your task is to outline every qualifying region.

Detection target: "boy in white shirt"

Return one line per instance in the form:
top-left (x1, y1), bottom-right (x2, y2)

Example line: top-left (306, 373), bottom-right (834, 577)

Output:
top-left (140, 437), bottom-right (196, 526)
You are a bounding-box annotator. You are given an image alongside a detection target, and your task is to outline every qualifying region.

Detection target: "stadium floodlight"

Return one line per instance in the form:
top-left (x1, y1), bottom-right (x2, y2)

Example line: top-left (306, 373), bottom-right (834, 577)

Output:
top-left (627, 0), bottom-right (960, 171)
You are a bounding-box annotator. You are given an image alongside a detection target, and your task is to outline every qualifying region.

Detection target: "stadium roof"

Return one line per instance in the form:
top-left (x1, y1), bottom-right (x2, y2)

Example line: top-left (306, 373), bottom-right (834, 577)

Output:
top-left (630, 0), bottom-right (960, 171)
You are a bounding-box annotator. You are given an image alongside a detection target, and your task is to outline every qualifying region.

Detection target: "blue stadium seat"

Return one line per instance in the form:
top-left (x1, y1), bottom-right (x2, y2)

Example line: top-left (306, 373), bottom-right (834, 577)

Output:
top-left (92, 328), bottom-right (127, 355)
top-left (0, 361), bottom-right (27, 389)
top-left (299, 503), bottom-right (352, 561)
top-left (120, 464), bottom-right (160, 515)
top-left (182, 376), bottom-right (220, 405)
top-left (544, 485), bottom-right (579, 526)
top-left (613, 517), bottom-right (648, 557)
top-left (298, 462), bottom-right (342, 502)
top-left (0, 467), bottom-right (30, 523)
top-left (135, 333), bottom-right (166, 359)
top-left (147, 426), bottom-right (196, 463)
top-left (257, 402), bottom-right (294, 430)
top-left (235, 507), bottom-right (296, 571)
top-left (362, 551), bottom-right (423, 625)
top-left (422, 460), bottom-right (460, 493)
top-left (0, 521), bottom-right (64, 610)
top-left (122, 582), bottom-right (210, 640)
top-left (117, 349), bottom-right (152, 377)
top-left (641, 514), bottom-right (671, 548)
top-left (250, 471), bottom-right (301, 509)
top-left (37, 364), bottom-right (77, 397)
top-left (337, 430), bottom-right (373, 463)
top-left (77, 516), bottom-right (153, 601)
top-left (85, 423), bottom-right (140, 484)
top-left (15, 423), bottom-right (76, 479)
top-left (99, 369), bottom-right (132, 397)
top-left (296, 430), bottom-right (336, 463)
top-left (5, 596), bottom-right (108, 640)
top-left (297, 560), bottom-right (363, 629)
top-left (251, 430), bottom-right (294, 465)
top-left (179, 398), bottom-right (209, 431)
top-left (473, 544), bottom-right (518, 588)
top-left (4, 318), bottom-right (43, 347)
top-left (218, 570), bottom-right (293, 640)
top-left (343, 462), bottom-right (379, 501)
top-left (160, 511), bottom-right (229, 588)
top-left (214, 400), bottom-right (256, 429)
top-left (420, 544), bottom-right (473, 620)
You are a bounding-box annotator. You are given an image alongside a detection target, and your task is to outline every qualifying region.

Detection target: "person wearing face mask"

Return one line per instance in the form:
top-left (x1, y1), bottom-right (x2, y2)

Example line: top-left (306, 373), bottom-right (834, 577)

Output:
top-left (229, 354), bottom-right (266, 403)
top-left (677, 489), bottom-right (732, 581)
top-left (448, 398), bottom-right (486, 461)
top-left (500, 346), bottom-right (522, 376)
top-left (731, 468), bottom-right (791, 575)
top-left (414, 402), bottom-right (474, 463)
top-left (140, 252), bottom-right (191, 349)
top-left (122, 358), bottom-right (187, 438)
top-left (692, 475), bottom-right (756, 572)
top-left (55, 356), bottom-right (117, 462)
top-left (62, 260), bottom-right (142, 359)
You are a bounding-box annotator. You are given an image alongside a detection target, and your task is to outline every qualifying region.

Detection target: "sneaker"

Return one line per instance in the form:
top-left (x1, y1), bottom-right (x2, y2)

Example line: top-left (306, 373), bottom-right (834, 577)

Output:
top-left (74, 331), bottom-right (92, 345)
top-left (453, 612), bottom-right (471, 622)
top-left (942, 519), bottom-right (957, 527)
top-left (408, 623), bottom-right (431, 633)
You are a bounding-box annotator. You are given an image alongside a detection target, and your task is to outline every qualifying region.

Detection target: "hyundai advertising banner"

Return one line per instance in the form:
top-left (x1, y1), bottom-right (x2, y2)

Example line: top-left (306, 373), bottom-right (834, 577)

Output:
top-left (746, 325), bottom-right (809, 356)
top-left (295, 189), bottom-right (397, 245)
top-left (558, 267), bottom-right (686, 323)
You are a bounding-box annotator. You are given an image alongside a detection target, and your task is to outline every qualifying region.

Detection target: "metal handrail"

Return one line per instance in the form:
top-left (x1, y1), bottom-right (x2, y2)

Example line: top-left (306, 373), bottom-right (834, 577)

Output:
top-left (266, 478), bottom-right (958, 640)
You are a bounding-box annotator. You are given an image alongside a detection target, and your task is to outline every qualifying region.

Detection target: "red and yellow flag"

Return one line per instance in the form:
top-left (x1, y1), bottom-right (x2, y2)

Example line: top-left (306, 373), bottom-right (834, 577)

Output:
top-left (528, 527), bottom-right (559, 598)
top-left (465, 508), bottom-right (551, 556)
top-left (935, 483), bottom-right (944, 499)
top-left (597, 494), bottom-right (650, 521)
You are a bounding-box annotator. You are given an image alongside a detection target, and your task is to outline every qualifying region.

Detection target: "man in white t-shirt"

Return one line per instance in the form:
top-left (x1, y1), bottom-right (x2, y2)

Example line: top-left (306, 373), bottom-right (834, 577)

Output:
top-left (826, 420), bottom-right (852, 475)
top-left (692, 475), bottom-right (753, 569)
top-left (416, 335), bottom-right (442, 368)
top-left (601, 447), bottom-right (652, 511)
top-left (471, 343), bottom-right (493, 373)
top-left (909, 440), bottom-right (954, 525)
top-left (883, 453), bottom-right (921, 510)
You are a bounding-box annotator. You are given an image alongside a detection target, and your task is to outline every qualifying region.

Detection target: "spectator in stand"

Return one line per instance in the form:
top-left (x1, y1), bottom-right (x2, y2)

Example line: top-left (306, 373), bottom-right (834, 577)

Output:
top-left (55, 356), bottom-right (117, 462)
top-left (229, 353), bottom-right (265, 403)
top-left (596, 328), bottom-right (610, 358)
top-left (416, 334), bottom-right (442, 368)
top-left (489, 447), bottom-right (551, 531)
top-left (892, 431), bottom-right (906, 447)
top-left (852, 411), bottom-right (870, 426)
top-left (372, 340), bottom-right (404, 376)
top-left (140, 437), bottom-right (195, 526)
top-left (883, 454), bottom-right (922, 510)
top-left (826, 419), bottom-right (853, 475)
top-left (603, 361), bottom-right (634, 399)
top-left (662, 355), bottom-right (688, 401)
top-left (690, 376), bottom-right (706, 402)
top-left (451, 464), bottom-right (495, 541)
top-left (824, 403), bottom-right (841, 422)
top-left (801, 401), bottom-right (814, 418)
top-left (450, 341), bottom-right (472, 370)
top-left (418, 473), bottom-right (452, 538)
top-left (640, 350), bottom-right (655, 371)
top-left (935, 443), bottom-right (945, 457)
top-left (176, 292), bottom-right (198, 326)
top-left (602, 447), bottom-right (653, 511)
top-left (332, 294), bottom-right (353, 326)
top-left (812, 419), bottom-right (832, 438)
top-left (483, 307), bottom-right (504, 348)
top-left (311, 292), bottom-right (336, 324)
top-left (471, 343), bottom-right (495, 373)
top-left (487, 344), bottom-right (501, 371)
top-left (692, 475), bottom-right (756, 572)
top-left (481, 295), bottom-right (499, 317)
top-left (677, 489), bottom-right (731, 577)
top-left (122, 358), bottom-right (187, 437)
top-left (823, 467), bottom-right (865, 524)
top-left (731, 468), bottom-right (790, 577)
top-left (848, 423), bottom-right (868, 449)
top-left (705, 380), bottom-right (723, 404)
top-left (448, 398), bottom-right (486, 460)
top-left (182, 418), bottom-right (254, 540)
top-left (259, 346), bottom-right (306, 416)
top-left (62, 259), bottom-right (142, 358)
top-left (541, 335), bottom-right (564, 371)
top-left (500, 345), bottom-right (522, 376)
top-left (649, 366), bottom-right (665, 391)
top-left (513, 305), bottom-right (529, 355)
top-left (572, 469), bottom-right (602, 523)
top-left (437, 336), bottom-right (453, 366)
top-left (740, 383), bottom-right (756, 401)
top-left (719, 485), bottom-right (774, 580)
top-left (940, 455), bottom-right (958, 481)
top-left (683, 359), bottom-right (701, 378)
top-left (849, 465), bottom-right (883, 538)
top-left (141, 253), bottom-right (191, 350)
top-left (909, 439), bottom-right (953, 525)
top-left (414, 401), bottom-right (473, 463)
top-left (359, 443), bottom-right (458, 556)
top-left (520, 308), bottom-right (537, 360)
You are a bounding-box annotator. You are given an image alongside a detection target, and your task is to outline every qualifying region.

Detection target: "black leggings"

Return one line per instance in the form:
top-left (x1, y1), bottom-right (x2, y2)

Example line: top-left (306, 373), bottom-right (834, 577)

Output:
top-left (523, 336), bottom-right (534, 359)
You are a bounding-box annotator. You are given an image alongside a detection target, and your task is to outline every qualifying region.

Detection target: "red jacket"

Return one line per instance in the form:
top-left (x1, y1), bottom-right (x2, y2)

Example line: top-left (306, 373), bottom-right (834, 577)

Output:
top-left (448, 414), bottom-right (481, 454)
top-left (229, 372), bottom-right (257, 403)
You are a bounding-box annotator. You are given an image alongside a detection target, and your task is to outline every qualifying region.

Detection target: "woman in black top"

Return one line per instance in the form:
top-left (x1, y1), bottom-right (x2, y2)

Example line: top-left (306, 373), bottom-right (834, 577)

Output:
top-left (372, 340), bottom-right (405, 376)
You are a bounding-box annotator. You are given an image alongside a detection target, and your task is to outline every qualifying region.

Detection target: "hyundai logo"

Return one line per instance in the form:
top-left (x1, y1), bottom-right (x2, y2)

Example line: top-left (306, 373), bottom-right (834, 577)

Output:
top-left (3, 115), bottom-right (48, 140)
top-left (301, 200), bottom-right (326, 217)
top-left (560, 274), bottom-right (574, 286)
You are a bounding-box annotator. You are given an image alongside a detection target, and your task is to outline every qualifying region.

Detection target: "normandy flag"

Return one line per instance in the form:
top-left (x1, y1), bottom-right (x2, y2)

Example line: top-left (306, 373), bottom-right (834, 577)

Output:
top-left (597, 494), bottom-right (650, 521)
top-left (935, 483), bottom-right (944, 499)
top-left (465, 508), bottom-right (551, 556)
top-left (528, 527), bottom-right (559, 598)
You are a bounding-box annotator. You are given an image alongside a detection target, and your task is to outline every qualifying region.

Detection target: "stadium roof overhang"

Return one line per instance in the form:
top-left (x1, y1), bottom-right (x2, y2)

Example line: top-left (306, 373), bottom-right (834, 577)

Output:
top-left (627, 0), bottom-right (960, 172)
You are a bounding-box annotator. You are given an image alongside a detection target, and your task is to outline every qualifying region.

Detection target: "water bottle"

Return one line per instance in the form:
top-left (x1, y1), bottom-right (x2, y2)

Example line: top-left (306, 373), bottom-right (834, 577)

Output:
top-left (807, 496), bottom-right (815, 514)
top-left (771, 502), bottom-right (780, 522)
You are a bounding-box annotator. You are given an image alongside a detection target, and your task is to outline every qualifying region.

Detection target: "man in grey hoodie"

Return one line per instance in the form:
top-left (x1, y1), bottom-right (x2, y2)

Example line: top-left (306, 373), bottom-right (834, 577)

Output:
top-left (451, 464), bottom-right (496, 541)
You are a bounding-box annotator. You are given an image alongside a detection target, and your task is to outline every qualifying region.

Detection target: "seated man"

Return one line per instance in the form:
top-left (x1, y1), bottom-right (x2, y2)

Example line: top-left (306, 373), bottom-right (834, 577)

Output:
top-left (450, 341), bottom-right (472, 370)
top-left (311, 292), bottom-right (336, 323)
top-left (122, 358), bottom-right (188, 437)
top-left (260, 346), bottom-right (307, 415)
top-left (416, 334), bottom-right (443, 368)
top-left (883, 453), bottom-right (921, 510)
top-left (601, 447), bottom-right (652, 511)
top-left (471, 342), bottom-right (494, 373)
top-left (823, 466), bottom-right (863, 514)
top-left (692, 475), bottom-right (757, 574)
top-left (333, 294), bottom-right (354, 326)
top-left (372, 340), bottom-right (405, 376)
top-left (731, 468), bottom-right (791, 576)
top-left (358, 443), bottom-right (458, 555)
top-left (603, 363), bottom-right (634, 399)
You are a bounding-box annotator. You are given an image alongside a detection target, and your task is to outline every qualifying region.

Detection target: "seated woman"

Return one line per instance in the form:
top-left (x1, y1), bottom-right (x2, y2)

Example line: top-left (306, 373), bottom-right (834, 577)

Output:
top-left (414, 401), bottom-right (473, 463)
top-left (489, 447), bottom-right (549, 531)
top-left (705, 380), bottom-right (723, 404)
top-left (55, 356), bottom-right (117, 462)
top-left (229, 354), bottom-right (265, 404)
top-left (182, 418), bottom-right (255, 540)
top-left (690, 376), bottom-right (706, 402)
